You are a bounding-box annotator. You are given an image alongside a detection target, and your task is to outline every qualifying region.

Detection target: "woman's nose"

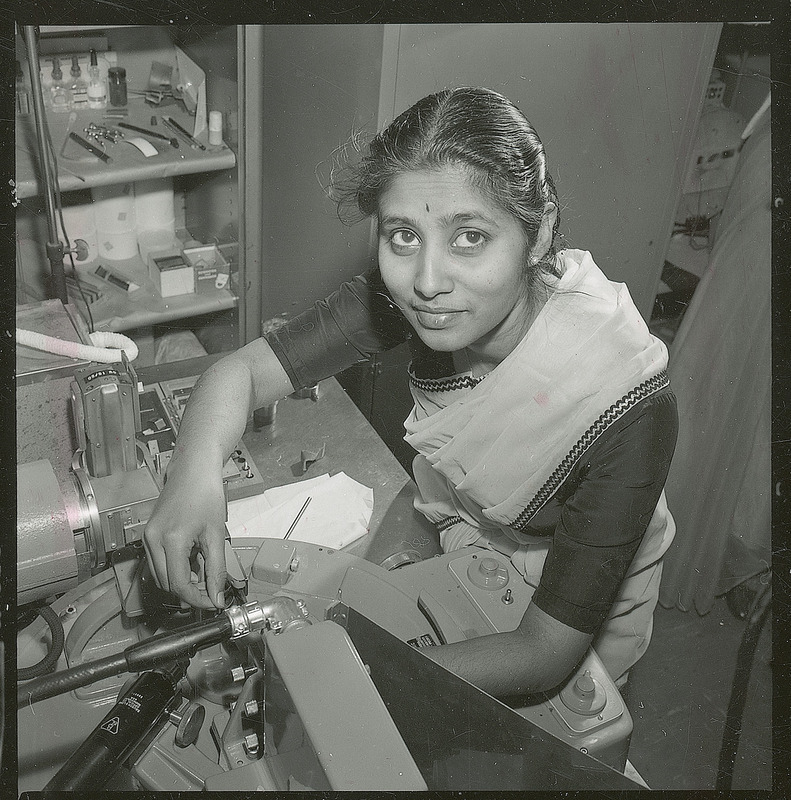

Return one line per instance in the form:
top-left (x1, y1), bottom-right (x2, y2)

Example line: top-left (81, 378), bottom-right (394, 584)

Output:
top-left (413, 246), bottom-right (452, 298)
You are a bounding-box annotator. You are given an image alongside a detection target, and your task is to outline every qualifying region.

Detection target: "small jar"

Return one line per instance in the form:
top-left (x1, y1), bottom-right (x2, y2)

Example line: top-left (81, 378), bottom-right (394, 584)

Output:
top-left (107, 66), bottom-right (127, 107)
top-left (208, 110), bottom-right (223, 146)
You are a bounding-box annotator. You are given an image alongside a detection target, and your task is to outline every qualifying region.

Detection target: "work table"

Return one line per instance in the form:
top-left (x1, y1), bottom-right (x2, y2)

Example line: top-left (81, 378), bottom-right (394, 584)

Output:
top-left (238, 376), bottom-right (441, 567)
top-left (17, 337), bottom-right (441, 571)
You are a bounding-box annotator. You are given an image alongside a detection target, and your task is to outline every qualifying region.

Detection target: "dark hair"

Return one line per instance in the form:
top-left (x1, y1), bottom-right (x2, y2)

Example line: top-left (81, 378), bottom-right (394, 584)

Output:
top-left (331, 87), bottom-right (562, 276)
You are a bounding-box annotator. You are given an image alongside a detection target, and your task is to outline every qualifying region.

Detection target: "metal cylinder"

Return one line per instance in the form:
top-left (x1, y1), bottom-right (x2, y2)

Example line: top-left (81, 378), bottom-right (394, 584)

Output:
top-left (17, 460), bottom-right (78, 604)
top-left (22, 26), bottom-right (68, 304)
top-left (43, 668), bottom-right (181, 791)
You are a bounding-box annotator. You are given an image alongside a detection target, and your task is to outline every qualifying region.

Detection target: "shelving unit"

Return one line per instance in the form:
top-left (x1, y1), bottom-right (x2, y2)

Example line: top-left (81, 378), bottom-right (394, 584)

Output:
top-left (64, 241), bottom-right (237, 333)
top-left (15, 101), bottom-right (236, 198)
top-left (15, 25), bottom-right (244, 355)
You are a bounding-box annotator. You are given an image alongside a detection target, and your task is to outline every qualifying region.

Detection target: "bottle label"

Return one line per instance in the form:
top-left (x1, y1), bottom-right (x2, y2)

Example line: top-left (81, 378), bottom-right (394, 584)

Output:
top-left (16, 90), bottom-right (30, 116)
top-left (72, 84), bottom-right (88, 106)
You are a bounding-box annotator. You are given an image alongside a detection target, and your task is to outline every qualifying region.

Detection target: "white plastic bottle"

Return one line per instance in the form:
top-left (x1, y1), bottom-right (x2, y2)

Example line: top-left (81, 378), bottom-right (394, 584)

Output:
top-left (87, 49), bottom-right (107, 110)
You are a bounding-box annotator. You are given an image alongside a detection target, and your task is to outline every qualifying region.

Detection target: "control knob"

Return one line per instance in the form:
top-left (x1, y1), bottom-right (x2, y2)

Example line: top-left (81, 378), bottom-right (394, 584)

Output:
top-left (559, 669), bottom-right (607, 716)
top-left (467, 556), bottom-right (509, 590)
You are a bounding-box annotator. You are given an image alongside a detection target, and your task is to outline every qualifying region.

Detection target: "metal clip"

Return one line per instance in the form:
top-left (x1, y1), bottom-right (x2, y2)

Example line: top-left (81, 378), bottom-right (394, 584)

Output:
top-left (224, 597), bottom-right (311, 639)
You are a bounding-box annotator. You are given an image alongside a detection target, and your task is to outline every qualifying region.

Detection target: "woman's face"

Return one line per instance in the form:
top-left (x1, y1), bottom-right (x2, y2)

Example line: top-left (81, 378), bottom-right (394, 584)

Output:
top-left (377, 165), bottom-right (534, 362)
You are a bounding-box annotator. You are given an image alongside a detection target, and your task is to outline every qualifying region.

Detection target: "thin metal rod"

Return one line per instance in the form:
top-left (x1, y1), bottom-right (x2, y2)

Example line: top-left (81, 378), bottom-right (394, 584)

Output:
top-left (22, 25), bottom-right (68, 305)
top-left (282, 497), bottom-right (312, 540)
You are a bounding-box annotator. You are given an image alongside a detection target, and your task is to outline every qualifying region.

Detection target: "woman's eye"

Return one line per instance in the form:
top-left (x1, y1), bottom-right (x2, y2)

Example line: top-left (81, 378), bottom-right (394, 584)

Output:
top-left (390, 230), bottom-right (420, 249)
top-left (390, 231), bottom-right (420, 247)
top-left (452, 230), bottom-right (487, 250)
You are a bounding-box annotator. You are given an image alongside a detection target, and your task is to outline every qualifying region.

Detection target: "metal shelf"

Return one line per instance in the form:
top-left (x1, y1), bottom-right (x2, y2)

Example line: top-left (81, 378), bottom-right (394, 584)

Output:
top-left (15, 99), bottom-right (235, 199)
top-left (67, 244), bottom-right (237, 333)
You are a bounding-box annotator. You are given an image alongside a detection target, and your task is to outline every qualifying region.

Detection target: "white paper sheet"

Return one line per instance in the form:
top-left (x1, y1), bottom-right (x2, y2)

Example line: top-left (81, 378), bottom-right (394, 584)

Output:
top-left (225, 472), bottom-right (373, 550)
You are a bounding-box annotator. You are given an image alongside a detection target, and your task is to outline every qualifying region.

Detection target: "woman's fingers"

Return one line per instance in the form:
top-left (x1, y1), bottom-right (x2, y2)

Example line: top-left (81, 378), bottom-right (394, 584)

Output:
top-left (142, 530), bottom-right (169, 591)
top-left (200, 529), bottom-right (228, 609)
top-left (161, 528), bottom-right (218, 609)
top-left (143, 467), bottom-right (229, 609)
top-left (144, 520), bottom-right (223, 609)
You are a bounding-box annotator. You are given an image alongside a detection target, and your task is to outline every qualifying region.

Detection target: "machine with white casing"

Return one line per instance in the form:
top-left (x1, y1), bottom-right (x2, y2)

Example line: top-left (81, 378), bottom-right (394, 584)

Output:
top-left (17, 533), bottom-right (640, 792)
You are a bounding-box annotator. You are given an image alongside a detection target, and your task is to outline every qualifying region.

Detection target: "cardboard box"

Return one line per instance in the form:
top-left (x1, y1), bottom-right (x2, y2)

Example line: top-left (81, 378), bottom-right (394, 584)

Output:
top-left (183, 245), bottom-right (229, 293)
top-left (149, 252), bottom-right (195, 298)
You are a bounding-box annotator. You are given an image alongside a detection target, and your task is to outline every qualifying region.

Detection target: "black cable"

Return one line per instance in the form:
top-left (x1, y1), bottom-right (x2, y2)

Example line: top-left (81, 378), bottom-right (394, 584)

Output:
top-left (715, 577), bottom-right (772, 791)
top-left (19, 650), bottom-right (128, 709)
top-left (17, 612), bottom-right (231, 708)
top-left (17, 604), bottom-right (65, 682)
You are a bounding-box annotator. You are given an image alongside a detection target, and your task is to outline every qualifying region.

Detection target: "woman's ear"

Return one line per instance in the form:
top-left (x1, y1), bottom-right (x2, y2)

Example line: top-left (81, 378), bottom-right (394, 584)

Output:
top-left (531, 202), bottom-right (558, 264)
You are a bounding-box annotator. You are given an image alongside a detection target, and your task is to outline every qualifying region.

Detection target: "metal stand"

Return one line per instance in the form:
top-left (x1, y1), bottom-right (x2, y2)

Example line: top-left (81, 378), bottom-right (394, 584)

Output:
top-left (21, 25), bottom-right (68, 305)
top-left (715, 577), bottom-right (772, 791)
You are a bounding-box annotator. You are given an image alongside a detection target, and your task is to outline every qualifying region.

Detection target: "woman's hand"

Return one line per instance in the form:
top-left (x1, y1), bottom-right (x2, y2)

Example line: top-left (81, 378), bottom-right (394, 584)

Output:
top-left (142, 338), bottom-right (295, 608)
top-left (143, 462), bottom-right (229, 610)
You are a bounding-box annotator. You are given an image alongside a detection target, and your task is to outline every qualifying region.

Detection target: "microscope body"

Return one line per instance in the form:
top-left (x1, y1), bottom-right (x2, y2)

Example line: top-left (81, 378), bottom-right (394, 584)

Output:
top-left (18, 357), bottom-right (160, 605)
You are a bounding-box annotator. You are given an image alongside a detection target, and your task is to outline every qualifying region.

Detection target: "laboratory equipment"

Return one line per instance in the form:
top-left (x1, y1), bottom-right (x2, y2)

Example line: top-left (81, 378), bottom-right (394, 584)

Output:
top-left (69, 55), bottom-right (88, 109)
top-left (87, 48), bottom-right (107, 109)
top-left (17, 355), bottom-right (263, 606)
top-left (108, 66), bottom-right (127, 107)
top-left (16, 327), bottom-right (636, 790)
top-left (48, 57), bottom-right (70, 113)
top-left (18, 538), bottom-right (639, 792)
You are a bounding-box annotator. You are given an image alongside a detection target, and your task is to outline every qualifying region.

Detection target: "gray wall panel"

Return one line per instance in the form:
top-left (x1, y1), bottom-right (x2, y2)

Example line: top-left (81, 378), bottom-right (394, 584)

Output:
top-left (381, 23), bottom-right (721, 317)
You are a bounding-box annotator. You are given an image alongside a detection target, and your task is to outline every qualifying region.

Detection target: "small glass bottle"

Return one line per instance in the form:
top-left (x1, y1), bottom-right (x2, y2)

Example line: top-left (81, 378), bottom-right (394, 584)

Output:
top-left (50, 57), bottom-right (70, 113)
top-left (87, 49), bottom-right (107, 110)
top-left (15, 60), bottom-right (30, 117)
top-left (107, 66), bottom-right (127, 107)
top-left (69, 55), bottom-right (88, 109)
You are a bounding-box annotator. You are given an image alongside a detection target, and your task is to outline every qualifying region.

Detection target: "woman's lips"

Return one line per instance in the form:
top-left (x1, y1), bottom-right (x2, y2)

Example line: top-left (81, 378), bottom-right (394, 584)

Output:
top-left (412, 306), bottom-right (464, 329)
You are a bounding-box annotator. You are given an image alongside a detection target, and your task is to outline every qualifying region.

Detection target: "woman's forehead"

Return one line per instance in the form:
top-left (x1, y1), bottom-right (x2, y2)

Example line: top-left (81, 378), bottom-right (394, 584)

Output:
top-left (379, 165), bottom-right (508, 219)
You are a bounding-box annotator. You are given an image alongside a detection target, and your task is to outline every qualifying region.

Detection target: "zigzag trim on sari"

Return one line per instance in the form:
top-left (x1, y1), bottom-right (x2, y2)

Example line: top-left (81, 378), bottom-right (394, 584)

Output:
top-left (437, 515), bottom-right (465, 532)
top-left (409, 372), bottom-right (486, 392)
top-left (510, 370), bottom-right (671, 530)
top-left (434, 370), bottom-right (670, 535)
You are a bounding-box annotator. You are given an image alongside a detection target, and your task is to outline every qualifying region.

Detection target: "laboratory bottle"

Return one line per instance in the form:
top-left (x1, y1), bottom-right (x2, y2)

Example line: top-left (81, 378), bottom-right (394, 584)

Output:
top-left (50, 57), bottom-right (71, 113)
top-left (70, 55), bottom-right (88, 109)
top-left (15, 60), bottom-right (30, 117)
top-left (87, 50), bottom-right (107, 109)
top-left (108, 67), bottom-right (127, 107)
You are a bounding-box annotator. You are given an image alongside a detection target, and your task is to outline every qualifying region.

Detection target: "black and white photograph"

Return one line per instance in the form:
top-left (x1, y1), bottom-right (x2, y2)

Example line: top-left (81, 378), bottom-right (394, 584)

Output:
top-left (8, 18), bottom-right (779, 793)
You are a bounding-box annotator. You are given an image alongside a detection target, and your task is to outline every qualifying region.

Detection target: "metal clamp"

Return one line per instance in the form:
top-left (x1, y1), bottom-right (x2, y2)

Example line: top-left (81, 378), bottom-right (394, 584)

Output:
top-left (225, 597), bottom-right (310, 640)
top-left (225, 602), bottom-right (268, 639)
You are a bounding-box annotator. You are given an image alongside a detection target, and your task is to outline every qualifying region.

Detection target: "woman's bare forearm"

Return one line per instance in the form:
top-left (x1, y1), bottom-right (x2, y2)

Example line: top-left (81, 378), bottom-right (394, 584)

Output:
top-left (421, 603), bottom-right (592, 697)
top-left (167, 337), bottom-right (294, 475)
top-left (144, 338), bottom-right (295, 607)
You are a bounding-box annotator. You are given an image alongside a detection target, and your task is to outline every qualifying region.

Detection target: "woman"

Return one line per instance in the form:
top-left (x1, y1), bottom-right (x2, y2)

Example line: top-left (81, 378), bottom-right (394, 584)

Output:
top-left (144, 88), bottom-right (677, 697)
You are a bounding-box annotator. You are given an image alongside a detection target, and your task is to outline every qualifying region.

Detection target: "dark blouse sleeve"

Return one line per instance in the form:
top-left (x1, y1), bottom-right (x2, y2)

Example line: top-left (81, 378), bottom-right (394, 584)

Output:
top-left (263, 268), bottom-right (410, 390)
top-left (530, 390), bottom-right (678, 634)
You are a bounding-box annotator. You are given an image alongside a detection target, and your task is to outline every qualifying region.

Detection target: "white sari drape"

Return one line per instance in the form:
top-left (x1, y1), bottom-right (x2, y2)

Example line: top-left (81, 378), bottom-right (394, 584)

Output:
top-left (404, 250), bottom-right (675, 682)
top-left (405, 250), bottom-right (669, 531)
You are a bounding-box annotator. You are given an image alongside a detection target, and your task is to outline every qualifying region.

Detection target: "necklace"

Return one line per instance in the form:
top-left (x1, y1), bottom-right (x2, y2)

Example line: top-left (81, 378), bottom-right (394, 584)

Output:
top-left (458, 348), bottom-right (493, 380)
